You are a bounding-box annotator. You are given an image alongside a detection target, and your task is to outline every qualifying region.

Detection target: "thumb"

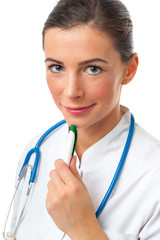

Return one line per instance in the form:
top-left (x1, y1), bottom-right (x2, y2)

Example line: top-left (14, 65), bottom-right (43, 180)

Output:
top-left (69, 156), bottom-right (86, 188)
top-left (69, 156), bottom-right (80, 178)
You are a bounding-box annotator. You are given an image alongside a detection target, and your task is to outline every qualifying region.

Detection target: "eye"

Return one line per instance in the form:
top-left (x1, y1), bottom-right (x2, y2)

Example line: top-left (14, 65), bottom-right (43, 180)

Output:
top-left (86, 65), bottom-right (102, 75)
top-left (49, 64), bottom-right (64, 73)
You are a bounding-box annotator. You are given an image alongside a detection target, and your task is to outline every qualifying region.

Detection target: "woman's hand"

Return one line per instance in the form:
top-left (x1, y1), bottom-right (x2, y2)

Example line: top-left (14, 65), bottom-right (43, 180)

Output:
top-left (46, 157), bottom-right (107, 240)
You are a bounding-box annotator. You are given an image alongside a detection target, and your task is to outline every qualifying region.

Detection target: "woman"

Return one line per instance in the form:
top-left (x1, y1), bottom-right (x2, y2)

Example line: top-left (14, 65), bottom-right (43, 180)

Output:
top-left (9, 0), bottom-right (160, 239)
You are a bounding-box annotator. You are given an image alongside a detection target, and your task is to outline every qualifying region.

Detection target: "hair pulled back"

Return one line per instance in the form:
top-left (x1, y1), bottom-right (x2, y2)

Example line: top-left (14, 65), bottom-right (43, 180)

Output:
top-left (42, 0), bottom-right (134, 62)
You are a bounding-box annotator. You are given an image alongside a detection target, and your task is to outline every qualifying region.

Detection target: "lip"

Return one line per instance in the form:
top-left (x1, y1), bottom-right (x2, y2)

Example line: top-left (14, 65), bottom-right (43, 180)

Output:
top-left (64, 104), bottom-right (96, 115)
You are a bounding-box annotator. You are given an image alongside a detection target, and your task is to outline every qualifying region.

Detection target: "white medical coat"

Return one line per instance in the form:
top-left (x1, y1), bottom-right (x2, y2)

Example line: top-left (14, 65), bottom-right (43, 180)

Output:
top-left (11, 109), bottom-right (160, 240)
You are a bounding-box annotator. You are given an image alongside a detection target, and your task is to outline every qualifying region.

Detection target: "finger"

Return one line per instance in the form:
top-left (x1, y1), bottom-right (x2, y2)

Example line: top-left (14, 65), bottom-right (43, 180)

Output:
top-left (69, 156), bottom-right (87, 189)
top-left (46, 180), bottom-right (59, 211)
top-left (54, 159), bottom-right (79, 185)
top-left (47, 179), bottom-right (56, 195)
top-left (49, 169), bottom-right (65, 191)
top-left (69, 156), bottom-right (81, 180)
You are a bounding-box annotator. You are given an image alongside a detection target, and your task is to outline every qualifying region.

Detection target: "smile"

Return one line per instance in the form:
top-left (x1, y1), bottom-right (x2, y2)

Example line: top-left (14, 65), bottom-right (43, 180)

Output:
top-left (64, 104), bottom-right (96, 115)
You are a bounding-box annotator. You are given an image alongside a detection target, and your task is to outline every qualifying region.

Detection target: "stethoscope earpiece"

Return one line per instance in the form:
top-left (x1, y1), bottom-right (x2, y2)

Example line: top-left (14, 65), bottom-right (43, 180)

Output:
top-left (4, 231), bottom-right (15, 240)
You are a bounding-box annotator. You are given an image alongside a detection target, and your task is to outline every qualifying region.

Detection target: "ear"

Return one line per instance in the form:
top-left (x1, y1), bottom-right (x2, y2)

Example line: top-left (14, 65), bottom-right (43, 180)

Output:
top-left (122, 53), bottom-right (139, 85)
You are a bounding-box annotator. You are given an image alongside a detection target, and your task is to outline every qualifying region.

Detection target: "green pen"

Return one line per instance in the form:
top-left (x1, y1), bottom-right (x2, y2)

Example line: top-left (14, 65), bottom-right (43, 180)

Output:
top-left (64, 125), bottom-right (78, 166)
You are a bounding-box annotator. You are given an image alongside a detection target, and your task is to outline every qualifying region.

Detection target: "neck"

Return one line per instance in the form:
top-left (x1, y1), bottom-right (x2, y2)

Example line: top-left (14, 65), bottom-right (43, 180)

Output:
top-left (76, 105), bottom-right (125, 161)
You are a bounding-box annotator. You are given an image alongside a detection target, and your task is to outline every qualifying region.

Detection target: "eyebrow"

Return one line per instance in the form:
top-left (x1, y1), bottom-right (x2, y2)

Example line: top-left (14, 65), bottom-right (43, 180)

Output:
top-left (45, 57), bottom-right (109, 65)
top-left (45, 58), bottom-right (63, 65)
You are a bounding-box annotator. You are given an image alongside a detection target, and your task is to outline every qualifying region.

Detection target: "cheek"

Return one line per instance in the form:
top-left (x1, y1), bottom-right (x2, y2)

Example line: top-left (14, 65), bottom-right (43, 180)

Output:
top-left (46, 76), bottom-right (62, 103)
top-left (88, 79), bottom-right (115, 101)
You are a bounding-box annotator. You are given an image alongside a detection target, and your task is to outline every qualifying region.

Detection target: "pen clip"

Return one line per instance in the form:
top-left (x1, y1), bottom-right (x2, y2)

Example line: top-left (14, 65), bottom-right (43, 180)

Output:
top-left (70, 125), bottom-right (78, 156)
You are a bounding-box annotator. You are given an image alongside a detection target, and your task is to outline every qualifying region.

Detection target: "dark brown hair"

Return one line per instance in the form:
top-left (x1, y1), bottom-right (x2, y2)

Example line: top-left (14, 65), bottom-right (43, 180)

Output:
top-left (42, 0), bottom-right (134, 62)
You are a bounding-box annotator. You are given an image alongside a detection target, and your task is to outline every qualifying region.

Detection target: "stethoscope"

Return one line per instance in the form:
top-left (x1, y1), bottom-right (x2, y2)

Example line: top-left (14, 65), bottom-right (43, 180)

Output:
top-left (3, 114), bottom-right (135, 240)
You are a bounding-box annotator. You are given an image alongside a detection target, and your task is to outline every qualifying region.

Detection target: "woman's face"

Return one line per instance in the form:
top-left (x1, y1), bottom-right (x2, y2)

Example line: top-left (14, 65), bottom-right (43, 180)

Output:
top-left (44, 26), bottom-right (127, 129)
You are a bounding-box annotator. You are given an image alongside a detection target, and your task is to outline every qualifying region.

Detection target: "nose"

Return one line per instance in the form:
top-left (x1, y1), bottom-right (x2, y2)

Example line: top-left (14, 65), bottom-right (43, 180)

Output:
top-left (64, 72), bottom-right (84, 99)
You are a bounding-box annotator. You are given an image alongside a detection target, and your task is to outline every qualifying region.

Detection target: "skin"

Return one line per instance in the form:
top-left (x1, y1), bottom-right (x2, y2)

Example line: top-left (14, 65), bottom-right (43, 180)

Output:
top-left (44, 25), bottom-right (138, 240)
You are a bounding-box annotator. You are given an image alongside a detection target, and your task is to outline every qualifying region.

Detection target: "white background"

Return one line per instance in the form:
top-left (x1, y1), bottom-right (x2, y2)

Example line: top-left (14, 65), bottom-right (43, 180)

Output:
top-left (0, 0), bottom-right (160, 235)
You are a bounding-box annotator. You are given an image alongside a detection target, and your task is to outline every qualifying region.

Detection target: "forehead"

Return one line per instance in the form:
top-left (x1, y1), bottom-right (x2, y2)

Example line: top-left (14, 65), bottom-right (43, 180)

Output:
top-left (44, 25), bottom-right (120, 62)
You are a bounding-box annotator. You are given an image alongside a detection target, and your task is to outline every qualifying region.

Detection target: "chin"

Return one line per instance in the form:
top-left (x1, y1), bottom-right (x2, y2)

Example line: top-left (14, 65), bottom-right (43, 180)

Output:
top-left (63, 114), bottom-right (97, 129)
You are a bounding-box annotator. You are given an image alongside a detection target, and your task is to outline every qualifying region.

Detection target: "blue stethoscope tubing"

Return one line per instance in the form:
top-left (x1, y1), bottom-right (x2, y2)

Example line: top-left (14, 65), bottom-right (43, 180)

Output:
top-left (20, 114), bottom-right (135, 217)
top-left (4, 114), bottom-right (135, 239)
top-left (96, 113), bottom-right (135, 218)
top-left (3, 119), bottom-right (67, 240)
top-left (19, 119), bottom-right (66, 183)
top-left (20, 114), bottom-right (135, 216)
